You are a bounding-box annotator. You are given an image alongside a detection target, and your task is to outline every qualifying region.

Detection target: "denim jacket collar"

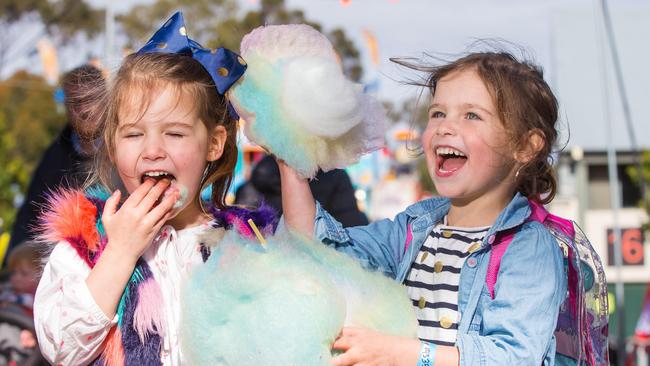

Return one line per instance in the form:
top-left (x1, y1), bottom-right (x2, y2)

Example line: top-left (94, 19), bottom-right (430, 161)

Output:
top-left (404, 192), bottom-right (531, 242)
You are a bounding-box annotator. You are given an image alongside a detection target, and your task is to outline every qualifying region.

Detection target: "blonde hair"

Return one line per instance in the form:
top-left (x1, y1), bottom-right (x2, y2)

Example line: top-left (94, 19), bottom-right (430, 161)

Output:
top-left (7, 241), bottom-right (42, 272)
top-left (92, 52), bottom-right (239, 209)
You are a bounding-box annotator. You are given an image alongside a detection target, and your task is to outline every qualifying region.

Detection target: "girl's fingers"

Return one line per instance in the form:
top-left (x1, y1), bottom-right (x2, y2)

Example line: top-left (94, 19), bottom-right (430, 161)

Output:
top-left (137, 179), bottom-right (171, 212)
top-left (332, 336), bottom-right (351, 351)
top-left (331, 352), bottom-right (355, 366)
top-left (150, 210), bottom-right (173, 239)
top-left (102, 190), bottom-right (121, 220)
top-left (147, 189), bottom-right (179, 224)
top-left (122, 179), bottom-right (156, 208)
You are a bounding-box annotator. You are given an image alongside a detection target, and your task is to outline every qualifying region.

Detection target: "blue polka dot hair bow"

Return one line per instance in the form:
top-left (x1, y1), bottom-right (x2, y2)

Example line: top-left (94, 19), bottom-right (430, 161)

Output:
top-left (138, 11), bottom-right (247, 118)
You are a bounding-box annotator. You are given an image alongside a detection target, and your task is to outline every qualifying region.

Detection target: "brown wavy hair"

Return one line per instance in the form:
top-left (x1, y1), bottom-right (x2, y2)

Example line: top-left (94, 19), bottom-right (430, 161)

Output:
top-left (92, 52), bottom-right (238, 210)
top-left (395, 52), bottom-right (559, 204)
top-left (61, 64), bottom-right (106, 141)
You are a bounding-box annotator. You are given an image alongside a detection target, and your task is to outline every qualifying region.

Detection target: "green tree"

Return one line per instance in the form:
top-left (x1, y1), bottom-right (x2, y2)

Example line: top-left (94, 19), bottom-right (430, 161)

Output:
top-left (383, 96), bottom-right (430, 127)
top-left (627, 151), bottom-right (650, 227)
top-left (117, 0), bottom-right (363, 81)
top-left (1, 0), bottom-right (104, 75)
top-left (1, 0), bottom-right (103, 39)
top-left (0, 71), bottom-right (66, 232)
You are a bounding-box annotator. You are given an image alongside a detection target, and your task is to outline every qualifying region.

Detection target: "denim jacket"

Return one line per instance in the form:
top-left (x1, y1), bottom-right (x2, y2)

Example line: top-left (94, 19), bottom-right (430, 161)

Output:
top-left (314, 193), bottom-right (567, 366)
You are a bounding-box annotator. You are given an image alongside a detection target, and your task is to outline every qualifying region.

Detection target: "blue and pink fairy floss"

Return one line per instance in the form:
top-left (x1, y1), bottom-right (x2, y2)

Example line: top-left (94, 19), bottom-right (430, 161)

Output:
top-left (180, 231), bottom-right (417, 365)
top-left (228, 24), bottom-right (387, 179)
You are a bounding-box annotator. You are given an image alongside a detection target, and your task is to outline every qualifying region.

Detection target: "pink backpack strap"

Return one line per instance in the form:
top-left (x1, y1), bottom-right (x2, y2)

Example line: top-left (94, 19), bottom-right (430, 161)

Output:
top-left (529, 200), bottom-right (575, 238)
top-left (486, 199), bottom-right (563, 299)
top-left (404, 223), bottom-right (413, 254)
top-left (486, 230), bottom-right (515, 299)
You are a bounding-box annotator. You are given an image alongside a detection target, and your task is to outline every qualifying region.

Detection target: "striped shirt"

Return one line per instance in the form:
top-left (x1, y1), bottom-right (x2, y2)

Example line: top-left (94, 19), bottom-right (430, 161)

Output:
top-left (405, 218), bottom-right (490, 346)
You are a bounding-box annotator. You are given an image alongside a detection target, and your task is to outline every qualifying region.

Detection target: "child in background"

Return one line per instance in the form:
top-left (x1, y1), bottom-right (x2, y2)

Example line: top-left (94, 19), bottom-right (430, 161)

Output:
top-left (280, 52), bottom-right (569, 365)
top-left (8, 65), bottom-right (106, 253)
top-left (32, 13), bottom-right (269, 365)
top-left (0, 241), bottom-right (42, 315)
top-left (0, 242), bottom-right (43, 360)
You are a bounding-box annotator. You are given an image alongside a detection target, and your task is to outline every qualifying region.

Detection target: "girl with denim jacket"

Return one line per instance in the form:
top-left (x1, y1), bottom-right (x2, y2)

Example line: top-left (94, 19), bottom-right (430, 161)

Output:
top-left (279, 52), bottom-right (568, 365)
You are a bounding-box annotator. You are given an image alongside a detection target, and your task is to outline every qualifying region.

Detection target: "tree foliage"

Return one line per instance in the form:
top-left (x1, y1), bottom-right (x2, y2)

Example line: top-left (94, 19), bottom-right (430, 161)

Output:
top-left (1, 0), bottom-right (104, 39)
top-left (0, 0), bottom-right (104, 77)
top-left (1, 1), bottom-right (97, 233)
top-left (627, 151), bottom-right (650, 224)
top-left (383, 96), bottom-right (430, 127)
top-left (117, 0), bottom-right (363, 81)
top-left (0, 71), bottom-right (65, 231)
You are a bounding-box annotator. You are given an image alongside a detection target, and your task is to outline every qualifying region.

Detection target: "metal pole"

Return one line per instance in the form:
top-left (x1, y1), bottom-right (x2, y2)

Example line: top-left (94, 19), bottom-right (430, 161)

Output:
top-left (607, 118), bottom-right (626, 366)
top-left (594, 2), bottom-right (626, 364)
top-left (574, 150), bottom-right (589, 228)
top-left (600, 0), bottom-right (647, 209)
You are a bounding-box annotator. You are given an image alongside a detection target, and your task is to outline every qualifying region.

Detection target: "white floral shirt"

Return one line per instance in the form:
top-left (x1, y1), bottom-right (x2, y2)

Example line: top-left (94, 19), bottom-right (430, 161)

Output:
top-left (34, 222), bottom-right (224, 366)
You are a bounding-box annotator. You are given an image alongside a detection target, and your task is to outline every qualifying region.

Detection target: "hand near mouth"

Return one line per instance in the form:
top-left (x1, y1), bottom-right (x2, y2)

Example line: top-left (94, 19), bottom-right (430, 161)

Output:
top-left (86, 178), bottom-right (180, 318)
top-left (101, 178), bottom-right (180, 261)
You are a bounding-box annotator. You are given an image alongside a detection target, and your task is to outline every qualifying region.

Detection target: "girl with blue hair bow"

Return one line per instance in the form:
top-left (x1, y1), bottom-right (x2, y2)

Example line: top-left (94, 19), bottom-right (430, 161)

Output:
top-left (32, 13), bottom-right (274, 365)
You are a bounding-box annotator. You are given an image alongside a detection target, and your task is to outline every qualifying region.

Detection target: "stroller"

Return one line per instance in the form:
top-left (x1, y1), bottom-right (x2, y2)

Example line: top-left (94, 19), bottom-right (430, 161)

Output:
top-left (0, 270), bottom-right (46, 366)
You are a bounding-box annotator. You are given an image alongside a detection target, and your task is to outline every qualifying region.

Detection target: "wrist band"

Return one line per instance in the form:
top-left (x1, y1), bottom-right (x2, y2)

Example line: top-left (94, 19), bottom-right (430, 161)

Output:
top-left (417, 342), bottom-right (436, 366)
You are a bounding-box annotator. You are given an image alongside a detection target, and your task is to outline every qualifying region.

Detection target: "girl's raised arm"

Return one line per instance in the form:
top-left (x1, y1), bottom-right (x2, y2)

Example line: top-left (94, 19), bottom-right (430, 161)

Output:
top-left (278, 159), bottom-right (316, 236)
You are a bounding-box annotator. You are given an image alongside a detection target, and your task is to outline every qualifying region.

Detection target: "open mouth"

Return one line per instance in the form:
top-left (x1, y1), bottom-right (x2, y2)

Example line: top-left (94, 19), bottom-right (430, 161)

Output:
top-left (141, 171), bottom-right (176, 184)
top-left (435, 146), bottom-right (467, 176)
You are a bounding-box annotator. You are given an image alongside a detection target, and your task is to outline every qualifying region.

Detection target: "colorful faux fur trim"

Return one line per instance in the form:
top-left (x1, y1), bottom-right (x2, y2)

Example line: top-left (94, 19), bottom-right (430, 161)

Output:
top-left (39, 190), bottom-right (103, 266)
top-left (100, 327), bottom-right (124, 366)
top-left (210, 202), bottom-right (278, 239)
top-left (39, 188), bottom-right (277, 365)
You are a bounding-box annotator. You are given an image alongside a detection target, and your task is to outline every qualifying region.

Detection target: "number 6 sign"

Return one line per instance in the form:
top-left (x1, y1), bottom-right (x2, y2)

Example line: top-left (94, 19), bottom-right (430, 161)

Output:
top-left (607, 228), bottom-right (645, 266)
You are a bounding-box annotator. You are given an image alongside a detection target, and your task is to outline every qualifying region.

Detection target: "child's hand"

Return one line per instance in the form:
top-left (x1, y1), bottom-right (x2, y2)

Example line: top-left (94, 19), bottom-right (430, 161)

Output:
top-left (102, 179), bottom-right (179, 262)
top-left (331, 326), bottom-right (420, 366)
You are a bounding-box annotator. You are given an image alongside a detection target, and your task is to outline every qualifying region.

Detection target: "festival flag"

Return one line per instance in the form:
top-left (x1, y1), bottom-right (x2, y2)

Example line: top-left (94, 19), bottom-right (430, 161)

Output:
top-left (36, 38), bottom-right (59, 84)
top-left (362, 29), bottom-right (379, 66)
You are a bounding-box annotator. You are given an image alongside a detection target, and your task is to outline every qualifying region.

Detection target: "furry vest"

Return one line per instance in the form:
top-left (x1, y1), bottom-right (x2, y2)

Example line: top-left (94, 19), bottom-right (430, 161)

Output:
top-left (40, 188), bottom-right (277, 366)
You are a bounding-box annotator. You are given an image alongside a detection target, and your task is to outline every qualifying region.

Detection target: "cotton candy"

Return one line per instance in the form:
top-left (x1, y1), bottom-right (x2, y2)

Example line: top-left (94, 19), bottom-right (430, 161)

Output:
top-left (180, 231), bottom-right (417, 365)
top-left (229, 24), bottom-right (387, 178)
